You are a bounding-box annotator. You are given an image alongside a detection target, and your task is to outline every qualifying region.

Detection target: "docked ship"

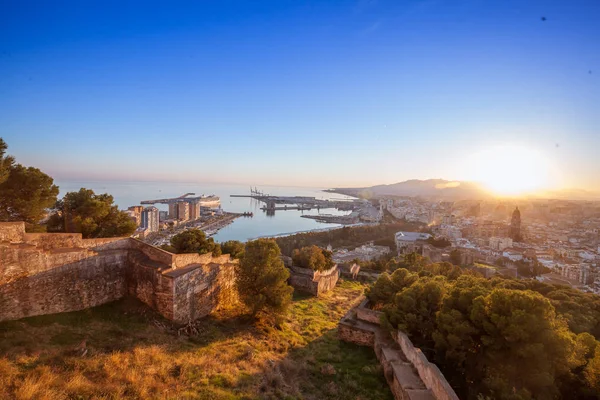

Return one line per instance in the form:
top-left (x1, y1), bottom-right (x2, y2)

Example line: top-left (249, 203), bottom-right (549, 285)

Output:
top-left (197, 195), bottom-right (220, 208)
top-left (141, 193), bottom-right (220, 208)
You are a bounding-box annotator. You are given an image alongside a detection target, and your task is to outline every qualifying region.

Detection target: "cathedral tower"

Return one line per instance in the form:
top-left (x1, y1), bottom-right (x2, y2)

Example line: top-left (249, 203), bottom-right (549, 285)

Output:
top-left (510, 206), bottom-right (521, 241)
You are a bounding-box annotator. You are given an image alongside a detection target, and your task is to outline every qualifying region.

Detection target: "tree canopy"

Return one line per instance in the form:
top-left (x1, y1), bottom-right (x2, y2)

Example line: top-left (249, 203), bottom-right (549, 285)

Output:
top-left (0, 138), bottom-right (15, 185)
top-left (0, 163), bottom-right (59, 226)
top-left (220, 240), bottom-right (245, 259)
top-left (367, 261), bottom-right (600, 400)
top-left (46, 188), bottom-right (136, 238)
top-left (235, 239), bottom-right (293, 320)
top-left (169, 228), bottom-right (221, 255)
top-left (291, 245), bottom-right (335, 271)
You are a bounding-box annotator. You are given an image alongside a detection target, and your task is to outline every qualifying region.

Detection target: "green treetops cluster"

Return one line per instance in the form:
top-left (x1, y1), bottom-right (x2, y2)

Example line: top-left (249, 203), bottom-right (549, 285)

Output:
top-left (167, 228), bottom-right (221, 256)
top-left (47, 188), bottom-right (136, 238)
top-left (0, 138), bottom-right (59, 229)
top-left (367, 260), bottom-right (600, 400)
top-left (220, 240), bottom-right (245, 259)
top-left (291, 245), bottom-right (335, 272)
top-left (235, 239), bottom-right (293, 321)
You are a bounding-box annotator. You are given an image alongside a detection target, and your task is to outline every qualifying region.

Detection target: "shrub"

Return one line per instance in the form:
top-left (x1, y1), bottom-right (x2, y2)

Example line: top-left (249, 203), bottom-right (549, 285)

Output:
top-left (236, 239), bottom-right (293, 319)
top-left (291, 245), bottom-right (335, 272)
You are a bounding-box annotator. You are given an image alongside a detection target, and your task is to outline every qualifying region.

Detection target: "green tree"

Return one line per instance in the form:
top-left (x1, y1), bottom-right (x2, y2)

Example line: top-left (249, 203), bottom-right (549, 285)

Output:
top-left (384, 276), bottom-right (447, 347)
top-left (169, 228), bottom-right (221, 255)
top-left (469, 289), bottom-right (582, 400)
top-left (220, 240), bottom-right (245, 259)
top-left (398, 252), bottom-right (429, 271)
top-left (0, 138), bottom-right (15, 184)
top-left (0, 164), bottom-right (59, 226)
top-left (366, 268), bottom-right (419, 306)
top-left (46, 188), bottom-right (135, 238)
top-left (433, 275), bottom-right (492, 397)
top-left (235, 239), bottom-right (293, 319)
top-left (291, 245), bottom-right (335, 271)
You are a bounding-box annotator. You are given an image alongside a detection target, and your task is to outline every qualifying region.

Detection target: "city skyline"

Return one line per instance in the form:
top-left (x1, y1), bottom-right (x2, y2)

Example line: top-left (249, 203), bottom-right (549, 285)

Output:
top-left (1, 0), bottom-right (599, 192)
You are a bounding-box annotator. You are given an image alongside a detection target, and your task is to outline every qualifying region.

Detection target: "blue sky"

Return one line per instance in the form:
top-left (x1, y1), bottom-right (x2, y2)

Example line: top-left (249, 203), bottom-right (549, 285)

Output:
top-left (1, 0), bottom-right (599, 189)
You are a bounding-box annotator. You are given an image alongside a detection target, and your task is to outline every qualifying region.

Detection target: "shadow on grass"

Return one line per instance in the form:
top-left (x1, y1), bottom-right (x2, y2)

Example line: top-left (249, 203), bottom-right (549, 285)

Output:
top-left (0, 280), bottom-right (393, 400)
top-left (0, 297), bottom-right (254, 356)
top-left (252, 327), bottom-right (394, 400)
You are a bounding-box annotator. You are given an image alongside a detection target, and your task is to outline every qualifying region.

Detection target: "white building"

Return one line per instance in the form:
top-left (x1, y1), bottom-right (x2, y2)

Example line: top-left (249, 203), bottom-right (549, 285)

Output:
top-left (141, 206), bottom-right (160, 233)
top-left (332, 244), bottom-right (391, 263)
top-left (489, 236), bottom-right (513, 251)
top-left (439, 225), bottom-right (462, 240)
top-left (395, 231), bottom-right (432, 254)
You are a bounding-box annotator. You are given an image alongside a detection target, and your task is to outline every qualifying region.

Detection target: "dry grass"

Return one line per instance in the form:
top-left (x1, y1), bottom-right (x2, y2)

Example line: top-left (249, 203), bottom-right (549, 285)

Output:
top-left (0, 280), bottom-right (392, 400)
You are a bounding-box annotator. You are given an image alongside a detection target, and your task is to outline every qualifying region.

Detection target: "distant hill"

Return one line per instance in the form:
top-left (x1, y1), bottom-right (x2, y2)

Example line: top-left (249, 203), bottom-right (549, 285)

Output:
top-left (332, 179), bottom-right (600, 201)
top-left (332, 179), bottom-right (490, 200)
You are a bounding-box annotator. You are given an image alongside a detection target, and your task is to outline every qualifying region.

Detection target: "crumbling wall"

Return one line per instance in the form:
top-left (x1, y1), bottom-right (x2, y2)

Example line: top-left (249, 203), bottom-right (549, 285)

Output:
top-left (288, 264), bottom-right (339, 296)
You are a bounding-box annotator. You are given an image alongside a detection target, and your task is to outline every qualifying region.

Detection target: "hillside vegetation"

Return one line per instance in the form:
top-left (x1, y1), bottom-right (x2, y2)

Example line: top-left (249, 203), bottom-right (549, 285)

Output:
top-left (0, 281), bottom-right (392, 400)
top-left (367, 254), bottom-right (600, 400)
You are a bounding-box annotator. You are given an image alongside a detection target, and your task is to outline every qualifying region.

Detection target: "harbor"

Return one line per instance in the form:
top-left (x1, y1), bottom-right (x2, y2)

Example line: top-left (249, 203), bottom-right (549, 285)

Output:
top-left (56, 181), bottom-right (363, 243)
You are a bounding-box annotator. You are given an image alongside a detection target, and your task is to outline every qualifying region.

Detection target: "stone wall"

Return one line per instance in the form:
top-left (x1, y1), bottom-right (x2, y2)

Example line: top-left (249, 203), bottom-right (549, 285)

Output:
top-left (23, 232), bottom-right (84, 250)
top-left (127, 238), bottom-right (174, 265)
top-left (339, 300), bottom-right (459, 400)
top-left (394, 331), bottom-right (459, 400)
top-left (338, 319), bottom-right (377, 346)
top-left (169, 261), bottom-right (238, 323)
top-left (0, 223), bottom-right (238, 323)
top-left (355, 299), bottom-right (383, 325)
top-left (0, 249), bottom-right (129, 321)
top-left (0, 222), bottom-right (26, 242)
top-left (288, 264), bottom-right (339, 296)
top-left (127, 250), bottom-right (175, 320)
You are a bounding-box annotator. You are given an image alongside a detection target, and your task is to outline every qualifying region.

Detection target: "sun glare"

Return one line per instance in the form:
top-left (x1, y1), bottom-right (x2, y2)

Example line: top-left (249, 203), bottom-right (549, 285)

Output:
top-left (464, 145), bottom-right (554, 196)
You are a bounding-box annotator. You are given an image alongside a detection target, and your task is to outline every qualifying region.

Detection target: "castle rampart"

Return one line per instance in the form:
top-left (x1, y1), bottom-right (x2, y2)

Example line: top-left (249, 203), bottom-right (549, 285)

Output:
top-left (0, 222), bottom-right (237, 323)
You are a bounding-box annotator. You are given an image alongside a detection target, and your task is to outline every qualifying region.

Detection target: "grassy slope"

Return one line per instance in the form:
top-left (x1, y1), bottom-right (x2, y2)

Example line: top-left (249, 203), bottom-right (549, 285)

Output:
top-left (0, 281), bottom-right (392, 400)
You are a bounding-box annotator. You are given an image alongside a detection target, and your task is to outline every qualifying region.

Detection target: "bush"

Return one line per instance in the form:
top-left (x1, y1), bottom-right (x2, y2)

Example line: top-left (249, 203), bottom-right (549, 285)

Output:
top-left (236, 239), bottom-right (293, 319)
top-left (291, 245), bottom-right (335, 271)
top-left (170, 228), bottom-right (221, 255)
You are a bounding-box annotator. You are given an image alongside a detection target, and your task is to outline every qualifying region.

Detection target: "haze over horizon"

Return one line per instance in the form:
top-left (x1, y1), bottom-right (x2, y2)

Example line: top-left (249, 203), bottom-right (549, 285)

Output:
top-left (1, 0), bottom-right (599, 192)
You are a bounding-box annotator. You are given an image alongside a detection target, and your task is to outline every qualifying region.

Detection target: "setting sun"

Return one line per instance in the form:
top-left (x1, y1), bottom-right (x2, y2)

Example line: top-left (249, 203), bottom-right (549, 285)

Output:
top-left (463, 145), bottom-right (554, 196)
